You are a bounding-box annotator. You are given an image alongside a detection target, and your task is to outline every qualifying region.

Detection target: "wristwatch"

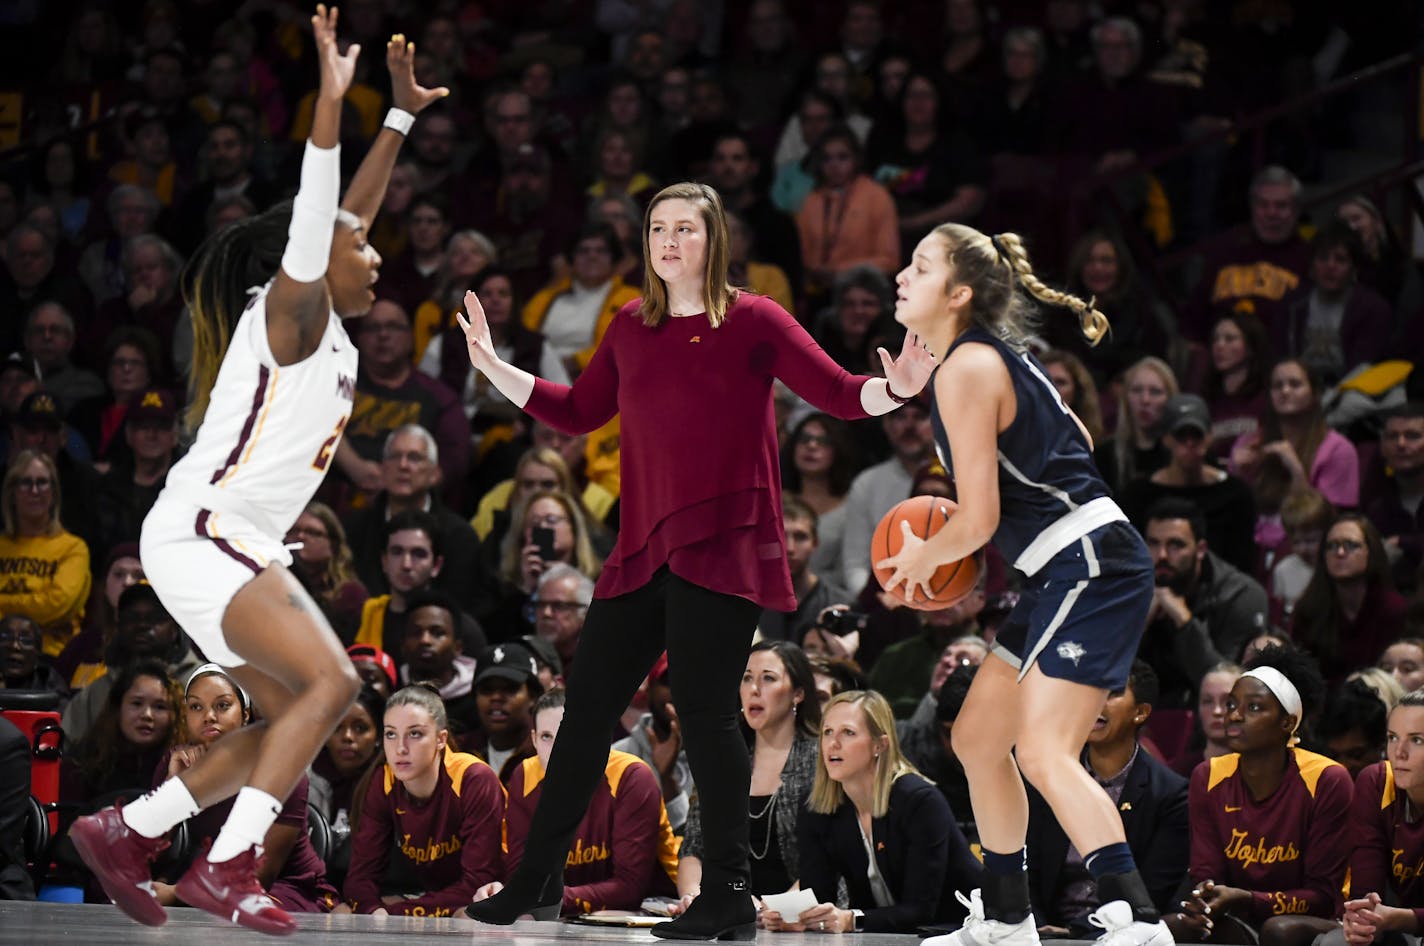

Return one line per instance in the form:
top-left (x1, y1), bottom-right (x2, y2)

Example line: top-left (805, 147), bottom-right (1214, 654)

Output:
top-left (851, 909), bottom-right (865, 931)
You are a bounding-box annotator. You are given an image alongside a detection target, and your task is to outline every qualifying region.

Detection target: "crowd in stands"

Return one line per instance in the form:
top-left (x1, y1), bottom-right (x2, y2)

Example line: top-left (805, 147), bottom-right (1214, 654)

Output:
top-left (2, 0), bottom-right (1423, 936)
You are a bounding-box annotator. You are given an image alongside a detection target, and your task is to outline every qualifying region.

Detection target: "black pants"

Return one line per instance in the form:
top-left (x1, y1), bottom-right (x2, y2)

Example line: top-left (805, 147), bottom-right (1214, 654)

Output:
top-left (517, 567), bottom-right (761, 886)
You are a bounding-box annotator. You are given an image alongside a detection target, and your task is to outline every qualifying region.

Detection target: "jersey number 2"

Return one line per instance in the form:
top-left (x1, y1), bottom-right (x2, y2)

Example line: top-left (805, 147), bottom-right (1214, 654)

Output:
top-left (312, 416), bottom-right (348, 472)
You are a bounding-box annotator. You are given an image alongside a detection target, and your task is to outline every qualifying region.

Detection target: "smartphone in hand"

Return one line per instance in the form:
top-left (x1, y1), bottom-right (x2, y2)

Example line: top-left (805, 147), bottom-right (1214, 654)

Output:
top-left (532, 525), bottom-right (557, 562)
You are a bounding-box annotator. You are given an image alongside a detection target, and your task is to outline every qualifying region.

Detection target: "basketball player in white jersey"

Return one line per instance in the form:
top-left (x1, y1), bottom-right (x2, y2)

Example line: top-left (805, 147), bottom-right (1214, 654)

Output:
top-left (69, 7), bottom-right (448, 934)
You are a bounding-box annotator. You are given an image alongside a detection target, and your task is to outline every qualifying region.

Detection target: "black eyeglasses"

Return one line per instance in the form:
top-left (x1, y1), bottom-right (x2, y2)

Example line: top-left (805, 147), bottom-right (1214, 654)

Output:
top-left (796, 433), bottom-right (830, 447)
top-left (16, 477), bottom-right (53, 492)
top-left (1324, 539), bottom-right (1364, 554)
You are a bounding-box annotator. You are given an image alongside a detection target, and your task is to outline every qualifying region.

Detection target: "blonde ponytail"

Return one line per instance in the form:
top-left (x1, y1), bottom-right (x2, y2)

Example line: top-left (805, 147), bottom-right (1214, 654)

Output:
top-left (993, 232), bottom-right (1111, 345)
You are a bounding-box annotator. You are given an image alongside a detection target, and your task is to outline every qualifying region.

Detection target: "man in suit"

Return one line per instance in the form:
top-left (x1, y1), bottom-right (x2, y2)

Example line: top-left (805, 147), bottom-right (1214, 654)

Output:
top-left (1026, 660), bottom-right (1189, 936)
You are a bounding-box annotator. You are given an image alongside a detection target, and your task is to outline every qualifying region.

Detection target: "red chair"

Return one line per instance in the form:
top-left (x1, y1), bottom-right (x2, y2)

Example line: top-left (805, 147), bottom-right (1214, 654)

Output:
top-left (0, 690), bottom-right (64, 835)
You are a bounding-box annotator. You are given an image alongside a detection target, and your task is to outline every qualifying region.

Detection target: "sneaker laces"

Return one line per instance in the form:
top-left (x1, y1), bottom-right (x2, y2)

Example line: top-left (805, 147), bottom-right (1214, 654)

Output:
top-left (955, 890), bottom-right (986, 930)
top-left (1087, 903), bottom-right (1157, 946)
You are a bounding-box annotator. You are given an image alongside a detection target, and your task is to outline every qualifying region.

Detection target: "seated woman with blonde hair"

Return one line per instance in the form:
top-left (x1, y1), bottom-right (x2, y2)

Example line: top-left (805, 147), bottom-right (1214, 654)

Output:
top-left (761, 689), bottom-right (980, 934)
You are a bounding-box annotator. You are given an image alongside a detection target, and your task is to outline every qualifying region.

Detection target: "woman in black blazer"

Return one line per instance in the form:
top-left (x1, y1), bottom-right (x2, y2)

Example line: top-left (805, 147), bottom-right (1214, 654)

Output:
top-left (763, 689), bottom-right (981, 934)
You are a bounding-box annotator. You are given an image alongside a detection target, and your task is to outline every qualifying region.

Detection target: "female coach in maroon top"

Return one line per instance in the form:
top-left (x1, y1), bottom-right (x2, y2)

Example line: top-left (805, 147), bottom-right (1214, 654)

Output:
top-left (460, 180), bottom-right (933, 940)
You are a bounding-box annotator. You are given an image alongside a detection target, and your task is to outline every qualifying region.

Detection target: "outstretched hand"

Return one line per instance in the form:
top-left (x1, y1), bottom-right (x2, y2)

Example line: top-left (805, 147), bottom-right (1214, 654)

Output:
top-left (878, 332), bottom-right (936, 401)
top-left (386, 34), bottom-right (449, 114)
top-left (312, 4), bottom-right (359, 99)
top-left (457, 290), bottom-right (498, 372)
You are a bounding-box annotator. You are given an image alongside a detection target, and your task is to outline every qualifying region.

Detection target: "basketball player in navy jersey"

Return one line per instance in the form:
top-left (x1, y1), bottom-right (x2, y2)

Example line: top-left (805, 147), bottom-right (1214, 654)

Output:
top-left (878, 224), bottom-right (1171, 946)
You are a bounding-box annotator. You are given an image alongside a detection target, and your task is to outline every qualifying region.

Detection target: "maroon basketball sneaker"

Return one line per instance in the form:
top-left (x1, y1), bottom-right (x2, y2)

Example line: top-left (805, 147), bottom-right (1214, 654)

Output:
top-left (174, 846), bottom-right (296, 936)
top-left (69, 805), bottom-right (171, 927)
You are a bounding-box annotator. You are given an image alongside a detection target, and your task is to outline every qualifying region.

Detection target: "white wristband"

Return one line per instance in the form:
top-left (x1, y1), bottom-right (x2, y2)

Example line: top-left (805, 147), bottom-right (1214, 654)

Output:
top-left (383, 108), bottom-right (415, 136)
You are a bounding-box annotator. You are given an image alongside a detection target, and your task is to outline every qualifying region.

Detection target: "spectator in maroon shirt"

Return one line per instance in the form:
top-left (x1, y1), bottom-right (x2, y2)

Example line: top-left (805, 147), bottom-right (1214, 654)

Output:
top-left (1293, 514), bottom-right (1408, 687)
top-left (1340, 692), bottom-right (1424, 946)
top-left (1275, 222), bottom-right (1393, 386)
top-left (1200, 312), bottom-right (1271, 462)
top-left (376, 193), bottom-right (449, 319)
top-left (1184, 167), bottom-right (1312, 344)
top-left (156, 664), bottom-right (340, 913)
top-left (345, 683), bottom-right (505, 916)
top-left (1173, 645), bottom-right (1348, 946)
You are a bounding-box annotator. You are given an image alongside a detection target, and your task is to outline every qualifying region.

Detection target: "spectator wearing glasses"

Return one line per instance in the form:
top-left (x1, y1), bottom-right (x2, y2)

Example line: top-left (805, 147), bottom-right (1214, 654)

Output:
top-left (529, 564), bottom-right (591, 683)
top-left (285, 502), bottom-right (368, 643)
top-left (1292, 514), bottom-right (1407, 687)
top-left (0, 449), bottom-right (90, 657)
top-left (336, 299), bottom-right (468, 512)
top-left (0, 612), bottom-right (68, 700)
top-left (344, 424), bottom-right (483, 615)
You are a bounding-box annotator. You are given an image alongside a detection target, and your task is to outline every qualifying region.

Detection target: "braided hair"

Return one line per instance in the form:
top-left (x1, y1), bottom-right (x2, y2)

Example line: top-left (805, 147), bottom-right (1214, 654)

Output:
top-left (929, 223), bottom-right (1110, 352)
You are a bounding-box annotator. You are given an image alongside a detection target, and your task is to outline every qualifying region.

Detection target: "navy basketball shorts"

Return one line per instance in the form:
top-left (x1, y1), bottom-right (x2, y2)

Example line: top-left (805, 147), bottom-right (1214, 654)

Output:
top-left (991, 519), bottom-right (1153, 691)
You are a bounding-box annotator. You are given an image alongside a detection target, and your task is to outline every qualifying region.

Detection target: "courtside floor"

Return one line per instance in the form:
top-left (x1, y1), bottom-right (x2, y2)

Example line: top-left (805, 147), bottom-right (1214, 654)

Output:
top-left (0, 900), bottom-right (978, 944)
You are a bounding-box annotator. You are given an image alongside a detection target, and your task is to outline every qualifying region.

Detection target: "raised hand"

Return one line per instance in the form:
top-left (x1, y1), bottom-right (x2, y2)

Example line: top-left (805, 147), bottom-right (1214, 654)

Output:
top-left (457, 290), bottom-right (499, 372)
top-left (312, 4), bottom-right (359, 99)
top-left (878, 331), bottom-right (936, 400)
top-left (386, 34), bottom-right (449, 115)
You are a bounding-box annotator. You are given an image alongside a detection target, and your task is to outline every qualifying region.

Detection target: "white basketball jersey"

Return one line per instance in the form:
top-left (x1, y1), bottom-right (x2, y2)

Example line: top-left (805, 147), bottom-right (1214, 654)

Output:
top-left (162, 284), bottom-right (358, 537)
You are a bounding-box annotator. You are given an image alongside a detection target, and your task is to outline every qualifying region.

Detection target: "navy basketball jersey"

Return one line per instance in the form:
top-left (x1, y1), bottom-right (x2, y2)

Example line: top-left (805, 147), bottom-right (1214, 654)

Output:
top-left (930, 326), bottom-right (1124, 575)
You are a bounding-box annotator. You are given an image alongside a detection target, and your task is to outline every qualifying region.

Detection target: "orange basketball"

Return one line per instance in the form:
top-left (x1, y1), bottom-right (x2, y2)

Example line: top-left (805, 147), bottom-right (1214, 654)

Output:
top-left (872, 495), bottom-right (980, 611)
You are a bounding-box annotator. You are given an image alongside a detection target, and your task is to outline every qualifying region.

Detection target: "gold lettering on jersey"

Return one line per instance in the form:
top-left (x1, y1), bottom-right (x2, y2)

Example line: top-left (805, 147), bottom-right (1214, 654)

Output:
top-left (566, 838), bottom-right (610, 867)
top-left (1271, 892), bottom-right (1309, 915)
top-left (1210, 263), bottom-right (1300, 305)
top-left (1392, 848), bottom-right (1424, 885)
top-left (400, 831), bottom-right (462, 864)
top-left (407, 905), bottom-right (458, 917)
top-left (1223, 830), bottom-right (1300, 869)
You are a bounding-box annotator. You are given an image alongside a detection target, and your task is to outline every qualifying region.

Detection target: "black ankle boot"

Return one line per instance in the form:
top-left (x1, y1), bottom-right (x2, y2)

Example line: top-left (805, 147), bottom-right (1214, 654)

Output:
top-left (651, 878), bottom-right (756, 941)
top-left (464, 871), bottom-right (563, 924)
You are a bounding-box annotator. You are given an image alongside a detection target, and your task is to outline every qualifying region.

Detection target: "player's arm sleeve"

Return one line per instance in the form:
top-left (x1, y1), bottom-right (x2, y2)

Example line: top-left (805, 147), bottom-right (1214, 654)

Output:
top-left (564, 761), bottom-right (664, 913)
top-left (764, 300), bottom-right (873, 420)
top-left (522, 308), bottom-right (622, 435)
top-left (343, 773), bottom-right (394, 913)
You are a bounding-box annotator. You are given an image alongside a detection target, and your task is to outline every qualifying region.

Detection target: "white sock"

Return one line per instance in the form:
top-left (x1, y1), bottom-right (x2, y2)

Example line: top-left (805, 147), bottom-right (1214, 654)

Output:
top-left (207, 787), bottom-right (283, 863)
top-left (121, 776), bottom-right (202, 838)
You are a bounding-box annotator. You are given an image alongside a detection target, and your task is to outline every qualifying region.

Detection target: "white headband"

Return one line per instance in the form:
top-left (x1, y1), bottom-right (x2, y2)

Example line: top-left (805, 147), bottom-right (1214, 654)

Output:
top-left (185, 662), bottom-right (251, 714)
top-left (1241, 667), bottom-right (1302, 733)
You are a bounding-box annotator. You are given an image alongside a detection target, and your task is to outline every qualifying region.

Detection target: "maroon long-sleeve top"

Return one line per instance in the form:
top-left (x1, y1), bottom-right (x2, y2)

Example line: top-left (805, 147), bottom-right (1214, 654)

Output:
top-left (1188, 748), bottom-right (1352, 924)
top-left (344, 751), bottom-right (505, 917)
top-left (524, 294), bottom-right (874, 611)
top-left (505, 750), bottom-right (679, 914)
top-left (1349, 761), bottom-right (1424, 928)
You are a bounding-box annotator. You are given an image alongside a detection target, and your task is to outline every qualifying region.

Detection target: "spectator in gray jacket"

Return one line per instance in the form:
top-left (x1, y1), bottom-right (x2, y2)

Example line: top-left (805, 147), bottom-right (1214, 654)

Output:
top-left (612, 653), bottom-right (694, 832)
top-left (1137, 497), bottom-right (1269, 707)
